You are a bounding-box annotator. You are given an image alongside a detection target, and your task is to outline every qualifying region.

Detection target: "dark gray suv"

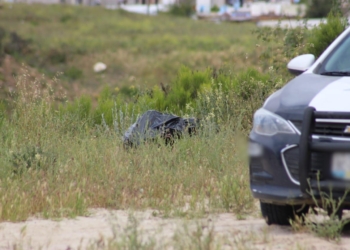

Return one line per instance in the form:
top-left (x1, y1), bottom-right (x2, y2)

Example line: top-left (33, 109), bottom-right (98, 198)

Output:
top-left (249, 27), bottom-right (350, 225)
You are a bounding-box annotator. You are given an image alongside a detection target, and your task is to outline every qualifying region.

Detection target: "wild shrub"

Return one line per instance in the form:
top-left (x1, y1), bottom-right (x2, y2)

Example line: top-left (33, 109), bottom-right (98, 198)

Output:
top-left (145, 85), bottom-right (167, 111)
top-left (307, 11), bottom-right (348, 58)
top-left (133, 66), bottom-right (212, 114)
top-left (196, 67), bottom-right (276, 128)
top-left (168, 0), bottom-right (195, 17)
top-left (211, 5), bottom-right (219, 12)
top-left (61, 65), bottom-right (273, 129)
top-left (231, 68), bottom-right (272, 100)
top-left (164, 66), bottom-right (211, 112)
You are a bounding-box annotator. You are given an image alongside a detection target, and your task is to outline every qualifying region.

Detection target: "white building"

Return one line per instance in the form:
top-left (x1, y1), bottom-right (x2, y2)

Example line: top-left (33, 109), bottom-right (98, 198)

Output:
top-left (196, 0), bottom-right (304, 16)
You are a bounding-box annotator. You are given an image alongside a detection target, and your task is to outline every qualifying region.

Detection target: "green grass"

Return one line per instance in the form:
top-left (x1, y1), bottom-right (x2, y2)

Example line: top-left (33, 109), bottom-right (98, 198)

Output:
top-left (0, 73), bottom-right (255, 222)
top-left (0, 114), bottom-right (254, 221)
top-left (0, 7), bottom-right (269, 221)
top-left (0, 4), bottom-right (257, 97)
top-left (0, 4), bottom-right (292, 222)
top-left (1, 6), bottom-right (350, 246)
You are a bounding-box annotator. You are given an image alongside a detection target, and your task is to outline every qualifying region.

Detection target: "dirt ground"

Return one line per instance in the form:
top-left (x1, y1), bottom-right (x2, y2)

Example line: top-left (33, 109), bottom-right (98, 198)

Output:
top-left (1, 209), bottom-right (350, 250)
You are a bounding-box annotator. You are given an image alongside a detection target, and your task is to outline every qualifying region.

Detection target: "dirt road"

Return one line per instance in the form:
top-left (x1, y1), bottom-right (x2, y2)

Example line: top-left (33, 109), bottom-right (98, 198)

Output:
top-left (0, 209), bottom-right (350, 249)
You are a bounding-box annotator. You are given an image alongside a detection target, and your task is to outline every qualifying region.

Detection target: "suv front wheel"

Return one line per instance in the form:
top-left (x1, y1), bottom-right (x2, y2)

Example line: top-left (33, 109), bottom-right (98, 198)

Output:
top-left (260, 201), bottom-right (309, 225)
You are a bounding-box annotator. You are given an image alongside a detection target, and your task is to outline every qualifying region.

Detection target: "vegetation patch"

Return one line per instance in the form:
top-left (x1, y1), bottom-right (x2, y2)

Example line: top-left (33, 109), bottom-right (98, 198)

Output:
top-left (0, 3), bottom-right (349, 239)
top-left (0, 4), bottom-right (257, 96)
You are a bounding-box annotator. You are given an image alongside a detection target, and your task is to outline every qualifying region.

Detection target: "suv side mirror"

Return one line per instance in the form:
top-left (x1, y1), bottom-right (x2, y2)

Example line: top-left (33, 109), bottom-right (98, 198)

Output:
top-left (287, 54), bottom-right (315, 75)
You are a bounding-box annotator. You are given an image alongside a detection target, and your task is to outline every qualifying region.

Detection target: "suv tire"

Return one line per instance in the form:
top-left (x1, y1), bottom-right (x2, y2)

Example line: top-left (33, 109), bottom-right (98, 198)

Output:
top-left (260, 201), bottom-right (309, 225)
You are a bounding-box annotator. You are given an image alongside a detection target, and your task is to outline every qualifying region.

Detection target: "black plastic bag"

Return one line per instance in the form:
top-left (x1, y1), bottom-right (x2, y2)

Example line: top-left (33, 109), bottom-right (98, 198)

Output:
top-left (123, 110), bottom-right (198, 147)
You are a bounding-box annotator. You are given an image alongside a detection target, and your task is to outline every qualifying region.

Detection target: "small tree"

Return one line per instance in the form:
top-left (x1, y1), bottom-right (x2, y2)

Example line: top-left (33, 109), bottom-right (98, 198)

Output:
top-left (305, 0), bottom-right (337, 18)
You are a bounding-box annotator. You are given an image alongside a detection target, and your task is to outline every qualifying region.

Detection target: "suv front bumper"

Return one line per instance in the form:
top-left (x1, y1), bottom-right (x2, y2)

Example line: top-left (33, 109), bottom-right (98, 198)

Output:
top-left (250, 107), bottom-right (350, 207)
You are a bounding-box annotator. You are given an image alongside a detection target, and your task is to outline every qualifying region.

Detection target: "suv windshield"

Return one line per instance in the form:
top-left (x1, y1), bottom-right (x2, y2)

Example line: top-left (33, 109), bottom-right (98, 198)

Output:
top-left (319, 34), bottom-right (350, 75)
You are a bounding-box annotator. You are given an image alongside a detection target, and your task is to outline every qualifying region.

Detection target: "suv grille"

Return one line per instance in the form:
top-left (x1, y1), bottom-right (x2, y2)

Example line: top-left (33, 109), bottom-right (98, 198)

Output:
top-left (313, 121), bottom-right (350, 137)
top-left (282, 146), bottom-right (329, 182)
top-left (291, 119), bottom-right (350, 138)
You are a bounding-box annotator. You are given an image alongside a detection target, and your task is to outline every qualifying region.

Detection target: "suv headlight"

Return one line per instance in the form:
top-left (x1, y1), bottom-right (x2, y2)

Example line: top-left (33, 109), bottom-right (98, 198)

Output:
top-left (253, 108), bottom-right (296, 136)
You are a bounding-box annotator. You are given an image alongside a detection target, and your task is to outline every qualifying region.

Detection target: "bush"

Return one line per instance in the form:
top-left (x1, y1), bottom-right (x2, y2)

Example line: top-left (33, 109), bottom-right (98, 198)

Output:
top-left (207, 67), bottom-right (272, 99)
top-left (164, 66), bottom-right (211, 112)
top-left (169, 1), bottom-right (195, 17)
top-left (196, 67), bottom-right (275, 128)
top-left (59, 65), bottom-right (274, 130)
top-left (231, 68), bottom-right (272, 100)
top-left (211, 5), bottom-right (219, 12)
top-left (85, 66), bottom-right (274, 128)
top-left (307, 11), bottom-right (348, 58)
top-left (305, 0), bottom-right (340, 18)
top-left (135, 66), bottom-right (211, 113)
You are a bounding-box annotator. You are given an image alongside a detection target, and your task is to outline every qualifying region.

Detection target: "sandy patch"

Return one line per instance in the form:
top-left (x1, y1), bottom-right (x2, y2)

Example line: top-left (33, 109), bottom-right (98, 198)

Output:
top-left (0, 209), bottom-right (350, 249)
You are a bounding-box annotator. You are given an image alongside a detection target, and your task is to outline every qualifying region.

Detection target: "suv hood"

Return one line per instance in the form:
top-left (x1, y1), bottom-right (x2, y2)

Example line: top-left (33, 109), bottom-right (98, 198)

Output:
top-left (263, 73), bottom-right (349, 121)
